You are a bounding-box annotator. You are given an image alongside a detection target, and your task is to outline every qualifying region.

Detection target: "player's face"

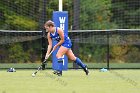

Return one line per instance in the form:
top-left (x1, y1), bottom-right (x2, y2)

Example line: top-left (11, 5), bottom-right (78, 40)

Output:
top-left (44, 25), bottom-right (53, 32)
top-left (44, 25), bottom-right (49, 32)
top-left (45, 26), bottom-right (52, 32)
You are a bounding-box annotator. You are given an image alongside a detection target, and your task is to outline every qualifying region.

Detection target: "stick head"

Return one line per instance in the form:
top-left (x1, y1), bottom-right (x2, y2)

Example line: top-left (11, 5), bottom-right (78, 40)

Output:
top-left (32, 73), bottom-right (36, 77)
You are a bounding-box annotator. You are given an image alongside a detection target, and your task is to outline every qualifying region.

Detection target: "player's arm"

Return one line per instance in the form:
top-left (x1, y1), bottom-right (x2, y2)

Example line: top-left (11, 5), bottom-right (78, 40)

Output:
top-left (53, 28), bottom-right (64, 50)
top-left (45, 32), bottom-right (52, 58)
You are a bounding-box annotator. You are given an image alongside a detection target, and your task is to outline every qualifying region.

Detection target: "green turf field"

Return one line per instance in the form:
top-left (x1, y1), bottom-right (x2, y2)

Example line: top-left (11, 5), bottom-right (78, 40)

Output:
top-left (0, 69), bottom-right (140, 93)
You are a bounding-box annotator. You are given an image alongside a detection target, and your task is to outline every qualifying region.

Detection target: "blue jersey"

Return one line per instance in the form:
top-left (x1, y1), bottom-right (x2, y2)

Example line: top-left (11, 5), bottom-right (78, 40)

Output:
top-left (50, 27), bottom-right (72, 48)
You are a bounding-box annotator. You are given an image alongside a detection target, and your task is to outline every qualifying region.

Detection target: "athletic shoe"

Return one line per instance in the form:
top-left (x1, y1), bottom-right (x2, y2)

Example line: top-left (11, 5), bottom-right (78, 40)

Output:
top-left (57, 71), bottom-right (62, 76)
top-left (53, 70), bottom-right (57, 74)
top-left (84, 65), bottom-right (89, 75)
top-left (53, 70), bottom-right (62, 76)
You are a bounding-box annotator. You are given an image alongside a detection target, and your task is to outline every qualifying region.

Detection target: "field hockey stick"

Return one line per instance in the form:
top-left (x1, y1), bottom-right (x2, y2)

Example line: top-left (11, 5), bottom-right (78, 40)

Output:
top-left (32, 50), bottom-right (53, 77)
top-left (42, 50), bottom-right (53, 64)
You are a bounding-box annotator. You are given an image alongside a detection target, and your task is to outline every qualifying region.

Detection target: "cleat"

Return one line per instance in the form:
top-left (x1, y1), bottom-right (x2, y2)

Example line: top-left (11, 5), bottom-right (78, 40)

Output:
top-left (84, 66), bottom-right (89, 75)
top-left (53, 70), bottom-right (62, 76)
top-left (53, 70), bottom-right (58, 75)
top-left (56, 71), bottom-right (62, 76)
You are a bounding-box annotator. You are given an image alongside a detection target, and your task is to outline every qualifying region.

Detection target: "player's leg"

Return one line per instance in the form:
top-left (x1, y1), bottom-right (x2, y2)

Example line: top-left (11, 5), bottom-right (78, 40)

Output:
top-left (54, 46), bottom-right (69, 76)
top-left (66, 49), bottom-right (89, 75)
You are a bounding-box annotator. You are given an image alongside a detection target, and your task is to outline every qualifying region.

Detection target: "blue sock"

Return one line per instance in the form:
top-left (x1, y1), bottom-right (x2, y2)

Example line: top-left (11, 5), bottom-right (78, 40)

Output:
top-left (57, 58), bottom-right (63, 72)
top-left (74, 57), bottom-right (86, 69)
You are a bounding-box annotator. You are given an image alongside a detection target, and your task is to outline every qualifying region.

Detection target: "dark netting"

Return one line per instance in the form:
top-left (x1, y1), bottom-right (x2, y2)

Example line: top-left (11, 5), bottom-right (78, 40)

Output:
top-left (69, 29), bottom-right (140, 69)
top-left (0, 30), bottom-right (140, 69)
top-left (0, 30), bottom-right (44, 69)
top-left (0, 0), bottom-right (140, 69)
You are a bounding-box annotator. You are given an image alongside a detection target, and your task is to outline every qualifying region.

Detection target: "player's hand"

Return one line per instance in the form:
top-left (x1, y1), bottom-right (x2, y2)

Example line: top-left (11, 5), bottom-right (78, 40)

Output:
top-left (45, 54), bottom-right (49, 59)
top-left (53, 45), bottom-right (57, 51)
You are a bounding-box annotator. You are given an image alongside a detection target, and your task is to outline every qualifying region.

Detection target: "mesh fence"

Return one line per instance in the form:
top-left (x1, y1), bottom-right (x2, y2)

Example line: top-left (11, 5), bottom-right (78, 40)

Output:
top-left (0, 30), bottom-right (43, 68)
top-left (78, 0), bottom-right (140, 29)
top-left (111, 0), bottom-right (140, 29)
top-left (0, 29), bottom-right (140, 69)
top-left (0, 0), bottom-right (140, 30)
top-left (0, 0), bottom-right (140, 69)
top-left (69, 29), bottom-right (140, 69)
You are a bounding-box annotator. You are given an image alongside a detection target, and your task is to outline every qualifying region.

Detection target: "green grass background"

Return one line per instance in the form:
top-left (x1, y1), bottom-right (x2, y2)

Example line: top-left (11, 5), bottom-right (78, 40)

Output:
top-left (0, 70), bottom-right (140, 93)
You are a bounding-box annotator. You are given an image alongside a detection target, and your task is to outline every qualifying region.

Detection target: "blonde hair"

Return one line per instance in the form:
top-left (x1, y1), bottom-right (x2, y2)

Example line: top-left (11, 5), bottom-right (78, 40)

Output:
top-left (45, 20), bottom-right (55, 27)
